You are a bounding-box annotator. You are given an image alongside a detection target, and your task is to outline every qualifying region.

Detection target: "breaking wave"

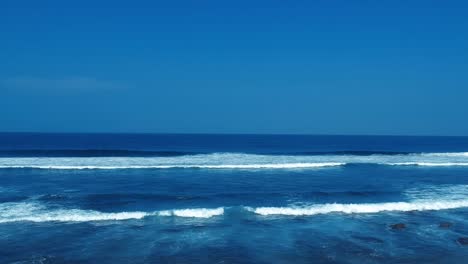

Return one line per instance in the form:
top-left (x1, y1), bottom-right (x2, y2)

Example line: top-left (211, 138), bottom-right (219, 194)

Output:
top-left (2, 185), bottom-right (468, 223)
top-left (386, 162), bottom-right (468, 167)
top-left (0, 152), bottom-right (467, 170)
top-left (246, 200), bottom-right (468, 216)
top-left (0, 202), bottom-right (224, 223)
top-left (0, 185), bottom-right (468, 223)
top-left (2, 199), bottom-right (468, 223)
top-left (249, 184), bottom-right (468, 216)
top-left (0, 163), bottom-right (343, 170)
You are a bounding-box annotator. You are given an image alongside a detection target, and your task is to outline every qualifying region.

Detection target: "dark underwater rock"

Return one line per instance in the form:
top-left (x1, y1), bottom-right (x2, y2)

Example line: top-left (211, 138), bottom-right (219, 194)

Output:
top-left (390, 223), bottom-right (406, 230)
top-left (457, 237), bottom-right (468, 245)
top-left (439, 222), bottom-right (453, 228)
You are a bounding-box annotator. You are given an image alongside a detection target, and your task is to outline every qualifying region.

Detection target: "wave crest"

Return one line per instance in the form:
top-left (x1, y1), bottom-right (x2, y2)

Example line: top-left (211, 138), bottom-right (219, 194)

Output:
top-left (159, 208), bottom-right (224, 218)
top-left (1, 152), bottom-right (468, 170)
top-left (387, 162), bottom-right (468, 167)
top-left (247, 200), bottom-right (468, 216)
top-left (0, 203), bottom-right (225, 223)
top-left (0, 163), bottom-right (343, 170)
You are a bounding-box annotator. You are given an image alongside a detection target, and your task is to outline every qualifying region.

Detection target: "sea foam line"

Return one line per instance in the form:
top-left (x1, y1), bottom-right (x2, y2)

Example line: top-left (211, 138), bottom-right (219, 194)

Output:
top-left (386, 162), bottom-right (468, 167)
top-left (247, 200), bottom-right (468, 216)
top-left (0, 203), bottom-right (225, 223)
top-left (1, 151), bottom-right (468, 170)
top-left (0, 163), bottom-right (344, 170)
top-left (2, 199), bottom-right (468, 223)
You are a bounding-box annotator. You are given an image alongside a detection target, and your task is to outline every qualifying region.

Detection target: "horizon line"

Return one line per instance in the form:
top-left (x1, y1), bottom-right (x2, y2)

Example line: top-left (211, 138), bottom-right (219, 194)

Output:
top-left (0, 131), bottom-right (467, 138)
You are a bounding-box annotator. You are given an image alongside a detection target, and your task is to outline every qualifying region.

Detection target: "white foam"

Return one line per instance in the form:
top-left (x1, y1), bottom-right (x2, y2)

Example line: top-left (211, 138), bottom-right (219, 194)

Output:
top-left (247, 200), bottom-right (468, 216)
top-left (0, 163), bottom-right (343, 170)
top-left (1, 152), bottom-right (468, 170)
top-left (198, 163), bottom-right (344, 169)
top-left (160, 208), bottom-right (224, 218)
top-left (13, 210), bottom-right (151, 222)
top-left (0, 203), bottom-right (224, 223)
top-left (387, 162), bottom-right (468, 167)
top-left (422, 152), bottom-right (468, 157)
top-left (2, 185), bottom-right (468, 223)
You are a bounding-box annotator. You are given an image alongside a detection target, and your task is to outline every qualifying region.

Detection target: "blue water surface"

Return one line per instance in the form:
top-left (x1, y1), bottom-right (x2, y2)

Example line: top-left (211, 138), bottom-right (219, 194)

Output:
top-left (1, 133), bottom-right (468, 263)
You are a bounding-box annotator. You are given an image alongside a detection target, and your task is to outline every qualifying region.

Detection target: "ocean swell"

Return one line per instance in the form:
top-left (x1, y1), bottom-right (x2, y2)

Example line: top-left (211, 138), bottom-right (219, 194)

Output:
top-left (0, 163), bottom-right (343, 170)
top-left (0, 152), bottom-right (467, 170)
top-left (247, 200), bottom-right (468, 216)
top-left (2, 198), bottom-right (468, 223)
top-left (0, 202), bottom-right (225, 223)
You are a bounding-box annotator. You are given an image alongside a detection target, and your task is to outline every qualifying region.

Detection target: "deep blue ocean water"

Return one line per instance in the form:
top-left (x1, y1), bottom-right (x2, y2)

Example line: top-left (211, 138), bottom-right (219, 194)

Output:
top-left (1, 133), bottom-right (468, 263)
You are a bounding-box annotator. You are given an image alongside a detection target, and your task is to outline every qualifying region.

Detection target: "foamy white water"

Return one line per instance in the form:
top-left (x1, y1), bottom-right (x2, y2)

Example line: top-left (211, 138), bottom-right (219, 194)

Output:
top-left (0, 202), bottom-right (225, 223)
top-left (248, 200), bottom-right (468, 216)
top-left (3, 183), bottom-right (468, 223)
top-left (159, 208), bottom-right (224, 218)
top-left (0, 163), bottom-right (343, 170)
top-left (0, 152), bottom-right (468, 170)
top-left (2, 199), bottom-right (466, 223)
top-left (387, 162), bottom-right (468, 167)
top-left (249, 184), bottom-right (468, 216)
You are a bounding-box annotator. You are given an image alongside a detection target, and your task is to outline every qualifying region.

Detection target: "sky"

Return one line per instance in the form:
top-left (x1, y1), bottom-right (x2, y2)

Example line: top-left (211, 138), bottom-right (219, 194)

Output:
top-left (1, 0), bottom-right (467, 136)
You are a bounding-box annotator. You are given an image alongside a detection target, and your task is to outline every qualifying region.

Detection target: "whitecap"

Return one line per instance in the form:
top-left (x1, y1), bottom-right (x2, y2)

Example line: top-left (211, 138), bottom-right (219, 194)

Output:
top-left (1, 151), bottom-right (468, 170)
top-left (0, 202), bottom-right (224, 223)
top-left (247, 200), bottom-right (468, 216)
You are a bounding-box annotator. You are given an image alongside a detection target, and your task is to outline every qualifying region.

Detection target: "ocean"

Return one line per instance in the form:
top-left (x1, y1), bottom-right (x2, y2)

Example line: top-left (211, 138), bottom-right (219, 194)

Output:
top-left (1, 133), bottom-right (468, 263)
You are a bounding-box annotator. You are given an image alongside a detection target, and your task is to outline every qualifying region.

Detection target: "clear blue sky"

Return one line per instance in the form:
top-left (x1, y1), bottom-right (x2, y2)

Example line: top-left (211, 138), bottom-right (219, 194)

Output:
top-left (1, 0), bottom-right (467, 135)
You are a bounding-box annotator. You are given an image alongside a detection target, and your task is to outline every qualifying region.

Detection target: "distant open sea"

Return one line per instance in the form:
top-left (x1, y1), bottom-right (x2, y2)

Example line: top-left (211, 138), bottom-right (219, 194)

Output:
top-left (1, 133), bottom-right (468, 263)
